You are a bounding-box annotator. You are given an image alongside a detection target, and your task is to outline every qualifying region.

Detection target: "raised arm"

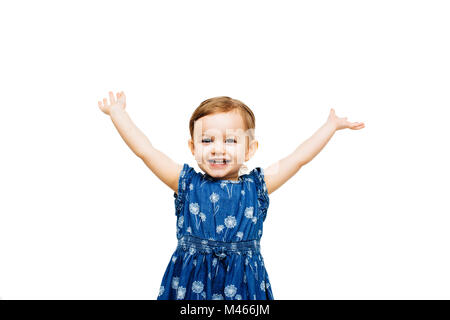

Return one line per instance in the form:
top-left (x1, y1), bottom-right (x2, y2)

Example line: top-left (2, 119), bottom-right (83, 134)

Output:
top-left (264, 108), bottom-right (365, 194)
top-left (98, 91), bottom-right (183, 193)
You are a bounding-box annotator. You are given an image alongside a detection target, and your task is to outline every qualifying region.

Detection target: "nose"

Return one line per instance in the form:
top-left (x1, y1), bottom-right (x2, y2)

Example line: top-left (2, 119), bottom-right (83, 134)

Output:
top-left (212, 140), bottom-right (225, 155)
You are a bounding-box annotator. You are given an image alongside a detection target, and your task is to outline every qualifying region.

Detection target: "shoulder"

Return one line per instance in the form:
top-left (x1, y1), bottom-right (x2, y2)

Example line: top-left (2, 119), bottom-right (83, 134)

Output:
top-left (179, 163), bottom-right (195, 179)
top-left (175, 163), bottom-right (202, 194)
top-left (247, 166), bottom-right (270, 220)
top-left (248, 167), bottom-right (268, 193)
top-left (248, 166), bottom-right (265, 182)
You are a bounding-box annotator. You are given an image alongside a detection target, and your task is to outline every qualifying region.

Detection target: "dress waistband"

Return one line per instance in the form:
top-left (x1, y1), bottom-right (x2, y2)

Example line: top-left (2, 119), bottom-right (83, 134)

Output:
top-left (177, 235), bottom-right (260, 258)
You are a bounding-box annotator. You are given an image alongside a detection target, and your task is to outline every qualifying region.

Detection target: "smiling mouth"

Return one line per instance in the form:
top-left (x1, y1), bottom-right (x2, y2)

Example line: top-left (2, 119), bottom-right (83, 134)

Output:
top-left (208, 159), bottom-right (231, 165)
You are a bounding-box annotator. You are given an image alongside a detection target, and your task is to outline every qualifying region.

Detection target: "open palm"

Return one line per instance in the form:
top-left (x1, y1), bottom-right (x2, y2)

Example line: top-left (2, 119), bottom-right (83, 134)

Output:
top-left (98, 91), bottom-right (126, 115)
top-left (327, 108), bottom-right (365, 131)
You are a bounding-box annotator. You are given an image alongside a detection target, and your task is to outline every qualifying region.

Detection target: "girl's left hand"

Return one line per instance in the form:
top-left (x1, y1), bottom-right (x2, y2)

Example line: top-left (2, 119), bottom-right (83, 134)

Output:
top-left (327, 108), bottom-right (365, 131)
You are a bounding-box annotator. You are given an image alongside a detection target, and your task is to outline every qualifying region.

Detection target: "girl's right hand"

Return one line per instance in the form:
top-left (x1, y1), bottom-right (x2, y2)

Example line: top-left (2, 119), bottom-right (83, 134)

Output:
top-left (98, 91), bottom-right (126, 115)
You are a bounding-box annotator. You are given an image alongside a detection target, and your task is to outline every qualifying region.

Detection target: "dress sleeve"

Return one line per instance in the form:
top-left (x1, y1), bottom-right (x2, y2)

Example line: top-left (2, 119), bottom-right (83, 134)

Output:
top-left (173, 163), bottom-right (196, 215)
top-left (250, 167), bottom-right (270, 222)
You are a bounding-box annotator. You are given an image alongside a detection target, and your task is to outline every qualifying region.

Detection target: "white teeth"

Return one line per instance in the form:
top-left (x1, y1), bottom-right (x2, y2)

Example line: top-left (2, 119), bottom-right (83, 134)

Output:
top-left (209, 159), bottom-right (228, 164)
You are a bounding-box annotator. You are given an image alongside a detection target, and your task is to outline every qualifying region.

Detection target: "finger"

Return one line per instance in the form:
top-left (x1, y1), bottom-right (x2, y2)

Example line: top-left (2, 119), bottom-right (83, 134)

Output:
top-left (103, 98), bottom-right (108, 105)
top-left (109, 91), bottom-right (116, 104)
top-left (98, 101), bottom-right (102, 107)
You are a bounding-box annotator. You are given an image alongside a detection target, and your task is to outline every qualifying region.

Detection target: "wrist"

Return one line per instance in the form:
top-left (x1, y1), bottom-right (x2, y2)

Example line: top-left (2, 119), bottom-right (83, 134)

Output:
top-left (326, 119), bottom-right (337, 132)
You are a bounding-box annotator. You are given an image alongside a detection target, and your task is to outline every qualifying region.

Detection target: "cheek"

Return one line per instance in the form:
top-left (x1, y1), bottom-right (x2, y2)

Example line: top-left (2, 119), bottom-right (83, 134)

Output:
top-left (228, 145), bottom-right (245, 159)
top-left (197, 146), bottom-right (209, 158)
top-left (237, 143), bottom-right (246, 153)
top-left (193, 145), bottom-right (203, 158)
top-left (225, 144), bottom-right (238, 154)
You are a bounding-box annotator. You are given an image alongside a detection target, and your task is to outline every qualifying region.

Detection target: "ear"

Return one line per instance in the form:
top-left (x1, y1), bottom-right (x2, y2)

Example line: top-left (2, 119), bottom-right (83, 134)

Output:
top-left (245, 139), bottom-right (258, 161)
top-left (188, 138), bottom-right (195, 156)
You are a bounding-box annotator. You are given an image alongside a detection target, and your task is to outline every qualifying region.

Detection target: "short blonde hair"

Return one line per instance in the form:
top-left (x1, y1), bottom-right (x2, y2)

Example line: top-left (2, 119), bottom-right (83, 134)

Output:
top-left (189, 96), bottom-right (256, 142)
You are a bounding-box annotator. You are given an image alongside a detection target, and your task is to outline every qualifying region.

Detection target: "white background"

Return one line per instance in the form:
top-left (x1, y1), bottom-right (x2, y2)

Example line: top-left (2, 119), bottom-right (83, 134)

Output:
top-left (1, 0), bottom-right (449, 299)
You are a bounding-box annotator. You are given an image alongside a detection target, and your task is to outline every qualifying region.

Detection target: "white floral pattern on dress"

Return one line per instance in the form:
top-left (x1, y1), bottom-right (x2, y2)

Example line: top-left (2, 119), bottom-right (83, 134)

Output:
top-left (212, 293), bottom-right (224, 300)
top-left (210, 192), bottom-right (220, 216)
top-left (171, 277), bottom-right (179, 290)
top-left (244, 207), bottom-right (254, 218)
top-left (177, 286), bottom-right (186, 299)
top-left (220, 181), bottom-right (234, 198)
top-left (223, 215), bottom-right (237, 240)
top-left (177, 216), bottom-right (184, 228)
top-left (192, 281), bottom-right (204, 299)
top-left (210, 192), bottom-right (220, 203)
top-left (216, 225), bottom-right (224, 234)
top-left (189, 203), bottom-right (199, 215)
top-left (224, 284), bottom-right (237, 298)
top-left (224, 215), bottom-right (237, 228)
top-left (260, 280), bottom-right (266, 291)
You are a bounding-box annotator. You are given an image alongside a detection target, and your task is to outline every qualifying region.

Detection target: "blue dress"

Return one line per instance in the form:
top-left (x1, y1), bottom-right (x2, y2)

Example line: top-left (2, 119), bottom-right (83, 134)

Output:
top-left (157, 163), bottom-right (274, 300)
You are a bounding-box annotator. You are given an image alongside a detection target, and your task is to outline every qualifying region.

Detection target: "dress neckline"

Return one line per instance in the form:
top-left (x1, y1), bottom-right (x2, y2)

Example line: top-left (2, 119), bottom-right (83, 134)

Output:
top-left (203, 172), bottom-right (248, 184)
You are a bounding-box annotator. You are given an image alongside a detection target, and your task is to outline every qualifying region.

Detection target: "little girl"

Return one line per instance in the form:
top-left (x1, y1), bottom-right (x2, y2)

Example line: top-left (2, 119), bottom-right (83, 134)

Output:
top-left (98, 91), bottom-right (365, 300)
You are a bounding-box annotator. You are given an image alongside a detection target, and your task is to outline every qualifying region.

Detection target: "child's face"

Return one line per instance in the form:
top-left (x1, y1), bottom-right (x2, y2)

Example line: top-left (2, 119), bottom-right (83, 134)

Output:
top-left (188, 110), bottom-right (258, 181)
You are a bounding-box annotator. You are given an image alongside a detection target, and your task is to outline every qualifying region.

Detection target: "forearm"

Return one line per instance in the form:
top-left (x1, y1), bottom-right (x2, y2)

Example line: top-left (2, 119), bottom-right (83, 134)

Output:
top-left (293, 120), bottom-right (337, 166)
top-left (109, 105), bottom-right (153, 158)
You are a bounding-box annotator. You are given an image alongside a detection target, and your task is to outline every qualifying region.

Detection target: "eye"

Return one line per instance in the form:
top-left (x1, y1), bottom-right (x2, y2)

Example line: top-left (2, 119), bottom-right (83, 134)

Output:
top-left (226, 138), bottom-right (237, 143)
top-left (201, 138), bottom-right (212, 143)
